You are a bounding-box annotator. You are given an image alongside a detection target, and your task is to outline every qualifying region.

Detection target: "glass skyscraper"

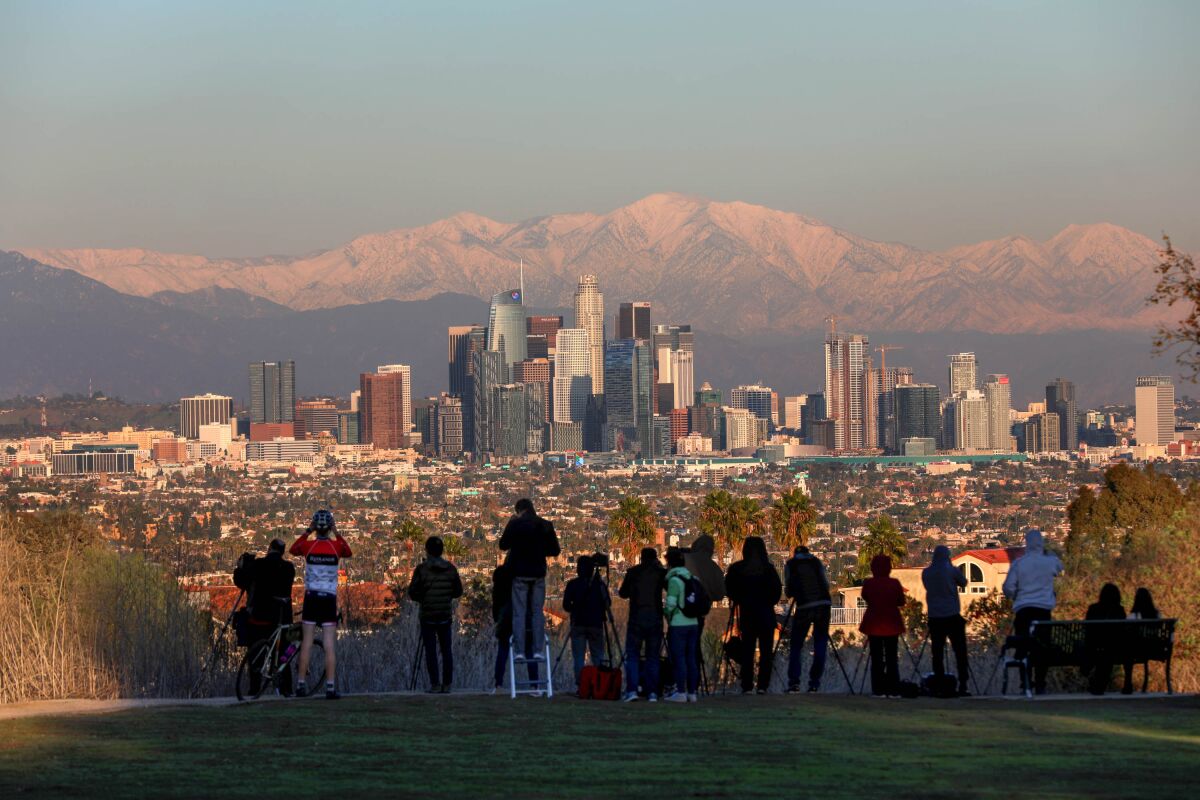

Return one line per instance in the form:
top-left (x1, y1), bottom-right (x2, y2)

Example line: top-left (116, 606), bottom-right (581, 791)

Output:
top-left (249, 360), bottom-right (295, 424)
top-left (487, 289), bottom-right (527, 372)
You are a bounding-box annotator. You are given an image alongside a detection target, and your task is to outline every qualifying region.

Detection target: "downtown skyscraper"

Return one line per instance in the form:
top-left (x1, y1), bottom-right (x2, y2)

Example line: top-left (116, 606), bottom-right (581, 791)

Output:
top-left (824, 332), bottom-right (870, 450)
top-left (1045, 377), bottom-right (1078, 451)
top-left (249, 360), bottom-right (295, 424)
top-left (983, 374), bottom-right (1014, 452)
top-left (488, 289), bottom-right (527, 372)
top-left (948, 353), bottom-right (978, 396)
top-left (617, 302), bottom-right (652, 340)
top-left (1135, 376), bottom-right (1175, 446)
top-left (573, 275), bottom-right (605, 395)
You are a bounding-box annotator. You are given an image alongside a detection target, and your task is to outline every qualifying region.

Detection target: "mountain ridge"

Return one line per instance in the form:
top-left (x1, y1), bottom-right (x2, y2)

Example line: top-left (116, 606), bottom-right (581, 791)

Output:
top-left (15, 192), bottom-right (1173, 335)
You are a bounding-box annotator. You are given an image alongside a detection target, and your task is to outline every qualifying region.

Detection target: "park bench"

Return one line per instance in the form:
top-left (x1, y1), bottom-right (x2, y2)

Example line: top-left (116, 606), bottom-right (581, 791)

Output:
top-left (1019, 618), bottom-right (1176, 697)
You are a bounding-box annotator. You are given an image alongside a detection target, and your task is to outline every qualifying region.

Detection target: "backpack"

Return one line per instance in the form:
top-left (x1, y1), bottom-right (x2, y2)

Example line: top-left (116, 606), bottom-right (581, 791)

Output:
top-left (681, 576), bottom-right (712, 619)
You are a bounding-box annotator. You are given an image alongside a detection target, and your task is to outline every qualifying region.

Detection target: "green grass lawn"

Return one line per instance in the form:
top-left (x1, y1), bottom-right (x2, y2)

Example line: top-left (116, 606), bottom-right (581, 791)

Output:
top-left (2, 694), bottom-right (1198, 799)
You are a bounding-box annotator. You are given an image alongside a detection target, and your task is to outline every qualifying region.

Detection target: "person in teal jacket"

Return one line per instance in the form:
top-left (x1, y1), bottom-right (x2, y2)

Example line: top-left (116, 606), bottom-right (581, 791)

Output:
top-left (664, 547), bottom-right (700, 703)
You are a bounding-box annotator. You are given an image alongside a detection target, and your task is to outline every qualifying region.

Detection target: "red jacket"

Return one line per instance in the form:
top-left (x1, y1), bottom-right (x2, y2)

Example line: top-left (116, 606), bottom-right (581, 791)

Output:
top-left (859, 555), bottom-right (906, 637)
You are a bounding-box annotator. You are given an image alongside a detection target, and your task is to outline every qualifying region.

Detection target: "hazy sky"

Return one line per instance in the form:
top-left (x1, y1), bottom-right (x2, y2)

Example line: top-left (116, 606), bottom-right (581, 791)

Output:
top-left (2, 1), bottom-right (1198, 257)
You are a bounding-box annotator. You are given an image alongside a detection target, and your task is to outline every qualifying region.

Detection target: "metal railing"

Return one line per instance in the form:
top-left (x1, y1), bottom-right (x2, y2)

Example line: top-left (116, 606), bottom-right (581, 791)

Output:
top-left (830, 607), bottom-right (865, 627)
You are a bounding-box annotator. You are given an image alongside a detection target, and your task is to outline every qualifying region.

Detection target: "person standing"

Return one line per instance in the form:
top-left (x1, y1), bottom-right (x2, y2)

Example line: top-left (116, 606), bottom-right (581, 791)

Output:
top-left (236, 538), bottom-right (296, 696)
top-left (408, 536), bottom-right (464, 694)
top-left (860, 554), bottom-right (905, 698)
top-left (1002, 529), bottom-right (1064, 695)
top-left (562, 555), bottom-right (610, 690)
top-left (921, 545), bottom-right (970, 696)
top-left (498, 498), bottom-right (561, 668)
top-left (724, 537), bottom-right (783, 695)
top-left (618, 547), bottom-right (666, 702)
top-left (290, 509), bottom-right (352, 700)
top-left (783, 545), bottom-right (833, 694)
top-left (663, 547), bottom-right (700, 703)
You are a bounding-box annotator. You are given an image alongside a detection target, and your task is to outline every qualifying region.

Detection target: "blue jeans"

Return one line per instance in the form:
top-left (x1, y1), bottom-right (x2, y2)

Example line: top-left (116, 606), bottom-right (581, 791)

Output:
top-left (668, 625), bottom-right (700, 695)
top-left (571, 626), bottom-right (606, 686)
top-left (625, 614), bottom-right (662, 695)
top-left (787, 605), bottom-right (830, 689)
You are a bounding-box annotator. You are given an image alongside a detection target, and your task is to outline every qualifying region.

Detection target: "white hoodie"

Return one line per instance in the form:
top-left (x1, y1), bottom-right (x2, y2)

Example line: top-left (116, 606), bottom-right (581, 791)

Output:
top-left (1002, 530), bottom-right (1064, 612)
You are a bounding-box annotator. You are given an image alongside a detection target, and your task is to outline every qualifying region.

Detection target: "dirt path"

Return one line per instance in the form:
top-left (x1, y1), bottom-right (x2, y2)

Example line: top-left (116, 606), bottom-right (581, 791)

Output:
top-left (0, 696), bottom-right (240, 721)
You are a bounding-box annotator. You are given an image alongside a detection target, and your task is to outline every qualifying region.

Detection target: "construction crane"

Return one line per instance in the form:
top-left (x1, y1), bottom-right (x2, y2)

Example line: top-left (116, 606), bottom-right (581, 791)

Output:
top-left (875, 344), bottom-right (904, 375)
top-left (824, 315), bottom-right (838, 337)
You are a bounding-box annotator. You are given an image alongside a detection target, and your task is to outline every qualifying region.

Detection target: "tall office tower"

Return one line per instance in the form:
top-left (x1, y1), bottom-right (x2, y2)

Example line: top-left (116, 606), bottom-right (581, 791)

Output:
top-left (573, 275), bottom-right (605, 395)
top-left (471, 349), bottom-right (504, 455)
top-left (295, 400), bottom-right (340, 437)
top-left (802, 392), bottom-right (826, 445)
top-left (1023, 413), bottom-right (1061, 454)
top-left (1045, 377), bottom-right (1078, 451)
top-left (448, 324), bottom-right (485, 396)
top-left (1135, 375), bottom-right (1176, 446)
top-left (694, 382), bottom-right (721, 406)
top-left (488, 384), bottom-right (531, 457)
top-left (731, 384), bottom-right (775, 427)
top-left (526, 335), bottom-right (549, 360)
top-left (553, 328), bottom-right (592, 423)
top-left (604, 340), bottom-right (639, 432)
top-left (895, 383), bottom-right (941, 448)
top-left (875, 366), bottom-right (914, 453)
top-left (432, 394), bottom-right (463, 457)
top-left (376, 364), bottom-right (413, 443)
top-left (248, 360), bottom-right (296, 424)
top-left (669, 407), bottom-right (690, 450)
top-left (488, 289), bottom-right (527, 371)
top-left (948, 353), bottom-right (978, 396)
top-left (861, 354), bottom-right (878, 449)
top-left (513, 357), bottom-right (552, 450)
top-left (527, 315), bottom-right (564, 339)
top-left (652, 323), bottom-right (694, 354)
top-left (983, 374), bottom-right (1014, 452)
top-left (180, 394), bottom-right (233, 439)
top-left (650, 415), bottom-right (672, 457)
top-left (412, 398), bottom-right (436, 451)
top-left (945, 389), bottom-right (988, 450)
top-left (770, 391), bottom-right (780, 427)
top-left (670, 349), bottom-right (695, 410)
top-left (723, 407), bottom-right (759, 451)
top-left (783, 395), bottom-right (807, 431)
top-left (336, 411), bottom-right (360, 444)
top-left (360, 371), bottom-right (406, 449)
top-left (824, 332), bottom-right (870, 450)
top-left (460, 326), bottom-right (488, 453)
top-left (350, 390), bottom-right (360, 412)
top-left (617, 302), bottom-right (652, 340)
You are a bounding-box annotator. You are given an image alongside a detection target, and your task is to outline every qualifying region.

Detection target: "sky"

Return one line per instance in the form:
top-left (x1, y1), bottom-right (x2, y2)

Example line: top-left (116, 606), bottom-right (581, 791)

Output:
top-left (1, 0), bottom-right (1198, 257)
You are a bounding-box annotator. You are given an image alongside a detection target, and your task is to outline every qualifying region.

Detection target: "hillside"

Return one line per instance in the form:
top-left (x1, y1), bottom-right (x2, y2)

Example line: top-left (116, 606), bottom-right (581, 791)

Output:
top-left (17, 193), bottom-right (1173, 335)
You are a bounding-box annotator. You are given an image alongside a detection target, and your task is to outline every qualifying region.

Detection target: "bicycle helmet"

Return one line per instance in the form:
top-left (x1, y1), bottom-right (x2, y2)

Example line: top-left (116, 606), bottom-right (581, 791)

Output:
top-left (311, 509), bottom-right (335, 533)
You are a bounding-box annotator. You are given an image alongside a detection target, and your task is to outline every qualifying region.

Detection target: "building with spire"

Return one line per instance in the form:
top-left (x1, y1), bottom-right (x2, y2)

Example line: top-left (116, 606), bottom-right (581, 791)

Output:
top-left (573, 275), bottom-right (605, 395)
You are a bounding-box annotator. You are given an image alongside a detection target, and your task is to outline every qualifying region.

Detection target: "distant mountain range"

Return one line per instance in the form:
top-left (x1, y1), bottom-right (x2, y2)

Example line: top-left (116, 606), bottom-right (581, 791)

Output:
top-left (16, 192), bottom-right (1174, 335)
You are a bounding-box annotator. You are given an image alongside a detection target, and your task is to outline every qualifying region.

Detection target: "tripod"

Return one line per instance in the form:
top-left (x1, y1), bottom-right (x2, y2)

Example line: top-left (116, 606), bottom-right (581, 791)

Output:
top-left (852, 633), bottom-right (922, 695)
top-left (772, 601), bottom-right (856, 694)
top-left (717, 606), bottom-right (743, 694)
top-left (190, 589), bottom-right (245, 698)
top-left (407, 627), bottom-right (426, 691)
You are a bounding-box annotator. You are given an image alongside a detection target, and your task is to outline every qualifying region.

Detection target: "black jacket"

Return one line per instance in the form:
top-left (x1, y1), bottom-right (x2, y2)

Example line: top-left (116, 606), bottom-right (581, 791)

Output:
top-left (784, 553), bottom-right (832, 609)
top-left (619, 560), bottom-right (666, 622)
top-left (409, 556), bottom-right (464, 624)
top-left (725, 559), bottom-right (783, 632)
top-left (563, 575), bottom-right (610, 629)
top-left (244, 552), bottom-right (295, 625)
top-left (498, 511), bottom-right (561, 579)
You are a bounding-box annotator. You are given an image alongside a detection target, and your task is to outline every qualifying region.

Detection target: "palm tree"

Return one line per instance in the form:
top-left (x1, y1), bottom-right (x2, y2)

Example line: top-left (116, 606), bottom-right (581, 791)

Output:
top-left (607, 494), bottom-right (657, 564)
top-left (441, 534), bottom-right (468, 560)
top-left (856, 514), bottom-right (908, 580)
top-left (770, 488), bottom-right (818, 554)
top-left (394, 516), bottom-right (427, 562)
top-left (697, 490), bottom-right (764, 562)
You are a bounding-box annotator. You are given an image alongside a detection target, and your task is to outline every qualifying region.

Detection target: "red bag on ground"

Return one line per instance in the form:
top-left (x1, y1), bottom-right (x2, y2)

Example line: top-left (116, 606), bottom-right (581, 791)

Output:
top-left (578, 664), bottom-right (599, 699)
top-left (590, 665), bottom-right (623, 700)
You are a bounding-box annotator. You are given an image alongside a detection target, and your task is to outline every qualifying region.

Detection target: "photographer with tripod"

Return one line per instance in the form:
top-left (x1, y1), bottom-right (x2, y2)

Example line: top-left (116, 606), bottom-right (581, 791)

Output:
top-left (562, 554), bottom-right (610, 691)
top-left (922, 545), bottom-right (970, 697)
top-left (783, 545), bottom-right (832, 694)
top-left (408, 535), bottom-right (464, 694)
top-left (618, 547), bottom-right (666, 702)
top-left (725, 537), bottom-right (782, 695)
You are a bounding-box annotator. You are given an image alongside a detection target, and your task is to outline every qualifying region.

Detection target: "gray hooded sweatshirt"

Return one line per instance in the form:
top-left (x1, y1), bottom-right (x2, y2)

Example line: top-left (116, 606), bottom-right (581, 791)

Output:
top-left (1002, 529), bottom-right (1064, 612)
top-left (922, 545), bottom-right (967, 619)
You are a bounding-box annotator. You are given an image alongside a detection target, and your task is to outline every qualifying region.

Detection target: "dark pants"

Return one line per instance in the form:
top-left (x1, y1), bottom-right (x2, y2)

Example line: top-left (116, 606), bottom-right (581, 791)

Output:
top-left (929, 614), bottom-right (969, 691)
top-left (739, 626), bottom-right (774, 692)
top-left (571, 625), bottom-right (606, 686)
top-left (421, 621), bottom-right (453, 688)
top-left (668, 625), bottom-right (700, 695)
top-left (625, 614), bottom-right (662, 695)
top-left (1013, 606), bottom-right (1053, 691)
top-left (787, 605), bottom-right (830, 690)
top-left (869, 635), bottom-right (899, 696)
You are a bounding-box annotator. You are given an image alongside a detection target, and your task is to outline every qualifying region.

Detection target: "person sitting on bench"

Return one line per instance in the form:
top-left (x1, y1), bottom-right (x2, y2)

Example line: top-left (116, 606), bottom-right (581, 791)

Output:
top-left (1124, 588), bottom-right (1159, 694)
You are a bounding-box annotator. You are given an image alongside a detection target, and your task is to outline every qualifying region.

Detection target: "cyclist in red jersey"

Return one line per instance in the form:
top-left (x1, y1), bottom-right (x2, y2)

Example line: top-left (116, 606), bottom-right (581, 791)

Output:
top-left (291, 509), bottom-right (352, 699)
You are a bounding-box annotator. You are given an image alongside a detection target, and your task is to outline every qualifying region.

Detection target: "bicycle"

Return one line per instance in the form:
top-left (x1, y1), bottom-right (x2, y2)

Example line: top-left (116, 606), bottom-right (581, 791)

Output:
top-left (236, 621), bottom-right (327, 701)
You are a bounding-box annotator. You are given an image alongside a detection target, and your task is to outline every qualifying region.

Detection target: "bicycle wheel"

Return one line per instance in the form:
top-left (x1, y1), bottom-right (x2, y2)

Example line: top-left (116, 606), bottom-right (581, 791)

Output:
top-left (291, 637), bottom-right (326, 693)
top-left (236, 639), bottom-right (274, 702)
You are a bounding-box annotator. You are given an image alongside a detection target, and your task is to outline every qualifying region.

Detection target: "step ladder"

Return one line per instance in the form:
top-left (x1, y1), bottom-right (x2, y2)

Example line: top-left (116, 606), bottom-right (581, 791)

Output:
top-left (509, 636), bottom-right (554, 698)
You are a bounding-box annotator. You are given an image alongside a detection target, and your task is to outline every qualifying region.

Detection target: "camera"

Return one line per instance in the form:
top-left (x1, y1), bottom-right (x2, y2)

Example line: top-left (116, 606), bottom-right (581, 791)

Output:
top-left (590, 551), bottom-right (609, 569)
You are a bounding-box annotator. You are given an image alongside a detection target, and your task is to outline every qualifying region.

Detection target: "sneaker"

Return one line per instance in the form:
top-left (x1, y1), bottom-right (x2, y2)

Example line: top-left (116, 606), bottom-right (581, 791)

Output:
top-left (686, 693), bottom-right (698, 703)
top-left (621, 692), bottom-right (639, 702)
top-left (295, 682), bottom-right (308, 698)
top-left (957, 689), bottom-right (972, 698)
top-left (648, 693), bottom-right (658, 703)
top-left (439, 685), bottom-right (451, 694)
top-left (756, 688), bottom-right (767, 695)
top-left (325, 689), bottom-right (341, 700)
top-left (488, 686), bottom-right (501, 696)
top-left (426, 685), bottom-right (442, 694)
top-left (807, 685), bottom-right (820, 693)
top-left (741, 688), bottom-right (754, 695)
top-left (665, 692), bottom-right (688, 703)
top-left (871, 693), bottom-right (886, 698)
top-left (786, 684), bottom-right (803, 694)
top-left (886, 694), bottom-right (901, 699)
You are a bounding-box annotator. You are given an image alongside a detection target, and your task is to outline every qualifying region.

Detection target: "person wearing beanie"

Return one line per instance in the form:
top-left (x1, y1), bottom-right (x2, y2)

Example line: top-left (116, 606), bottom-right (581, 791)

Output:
top-left (1002, 529), bottom-right (1064, 694)
top-left (859, 554), bottom-right (906, 698)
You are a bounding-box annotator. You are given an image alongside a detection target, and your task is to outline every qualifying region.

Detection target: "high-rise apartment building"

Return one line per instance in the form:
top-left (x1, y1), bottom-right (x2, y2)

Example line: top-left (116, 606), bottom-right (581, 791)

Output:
top-left (895, 383), bottom-right (941, 449)
top-left (824, 332), bottom-right (870, 450)
top-left (945, 389), bottom-right (988, 450)
top-left (783, 395), bottom-right (807, 431)
top-left (617, 302), bottom-right (652, 340)
top-left (248, 361), bottom-right (295, 424)
top-left (490, 384), bottom-right (533, 458)
top-left (359, 371), bottom-right (407, 449)
top-left (376, 364), bottom-right (412, 442)
top-left (432, 394), bottom-right (463, 457)
top-left (180, 394), bottom-right (233, 439)
top-left (1024, 413), bottom-right (1061, 454)
top-left (573, 275), bottom-right (605, 395)
top-left (1135, 375), bottom-right (1176, 446)
top-left (488, 289), bottom-right (527, 371)
top-left (1045, 378), bottom-right (1078, 451)
top-left (553, 328), bottom-right (592, 423)
top-left (875, 366), bottom-right (914, 453)
top-left (723, 407), bottom-right (759, 451)
top-left (983, 374), bottom-right (1013, 452)
top-left (948, 353), bottom-right (978, 396)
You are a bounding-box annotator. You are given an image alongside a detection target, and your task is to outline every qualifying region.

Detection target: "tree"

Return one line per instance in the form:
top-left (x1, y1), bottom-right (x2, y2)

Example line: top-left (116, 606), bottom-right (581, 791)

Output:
top-left (769, 488), bottom-right (818, 554)
top-left (1149, 235), bottom-right (1200, 379)
top-left (696, 490), bottom-right (764, 561)
top-left (1066, 462), bottom-right (1185, 571)
top-left (441, 534), bottom-right (467, 560)
top-left (607, 494), bottom-right (657, 564)
top-left (394, 516), bottom-right (427, 561)
top-left (856, 514), bottom-right (907, 580)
